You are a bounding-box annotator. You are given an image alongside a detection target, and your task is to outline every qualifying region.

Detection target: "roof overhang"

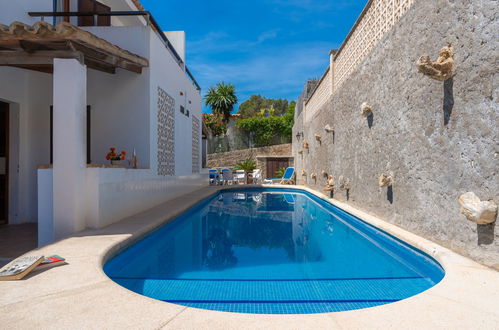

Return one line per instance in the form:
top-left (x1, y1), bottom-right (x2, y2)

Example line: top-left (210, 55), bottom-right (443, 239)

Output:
top-left (0, 21), bottom-right (149, 74)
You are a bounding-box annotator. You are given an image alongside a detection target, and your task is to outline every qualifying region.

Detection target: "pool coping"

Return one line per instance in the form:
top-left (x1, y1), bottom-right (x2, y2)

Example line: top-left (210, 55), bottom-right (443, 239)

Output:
top-left (0, 184), bottom-right (498, 329)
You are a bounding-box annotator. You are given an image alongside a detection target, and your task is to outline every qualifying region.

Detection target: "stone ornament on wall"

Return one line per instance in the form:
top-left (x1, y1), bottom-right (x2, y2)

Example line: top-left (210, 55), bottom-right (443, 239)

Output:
top-left (311, 173), bottom-right (317, 183)
top-left (303, 141), bottom-right (309, 149)
top-left (157, 87), bottom-right (175, 176)
top-left (324, 125), bottom-right (334, 133)
top-left (417, 44), bottom-right (454, 81)
top-left (378, 173), bottom-right (393, 187)
top-left (192, 115), bottom-right (200, 174)
top-left (324, 175), bottom-right (335, 192)
top-left (360, 102), bottom-right (373, 117)
top-left (458, 192), bottom-right (497, 225)
top-left (301, 169), bottom-right (307, 176)
top-left (315, 134), bottom-right (322, 142)
top-left (339, 176), bottom-right (351, 191)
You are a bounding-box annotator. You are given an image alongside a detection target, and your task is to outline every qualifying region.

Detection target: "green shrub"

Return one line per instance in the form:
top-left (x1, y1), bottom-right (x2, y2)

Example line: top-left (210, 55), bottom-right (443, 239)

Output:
top-left (234, 158), bottom-right (257, 171)
top-left (236, 103), bottom-right (294, 147)
top-left (275, 167), bottom-right (286, 178)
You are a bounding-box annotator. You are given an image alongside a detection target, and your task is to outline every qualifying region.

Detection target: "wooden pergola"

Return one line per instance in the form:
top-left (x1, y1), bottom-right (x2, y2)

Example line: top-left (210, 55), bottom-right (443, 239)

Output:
top-left (0, 21), bottom-right (148, 74)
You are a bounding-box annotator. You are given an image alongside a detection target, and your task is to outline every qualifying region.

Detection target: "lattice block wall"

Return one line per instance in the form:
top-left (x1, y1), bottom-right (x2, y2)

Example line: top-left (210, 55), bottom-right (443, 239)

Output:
top-left (304, 0), bottom-right (416, 122)
top-left (333, 0), bottom-right (415, 91)
top-left (157, 87), bottom-right (175, 176)
top-left (305, 68), bottom-right (332, 122)
top-left (192, 115), bottom-right (200, 173)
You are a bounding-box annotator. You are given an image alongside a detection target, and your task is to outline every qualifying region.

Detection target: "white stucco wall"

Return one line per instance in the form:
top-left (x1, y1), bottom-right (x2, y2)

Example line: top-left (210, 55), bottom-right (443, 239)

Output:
top-left (149, 29), bottom-right (202, 176)
top-left (82, 26), bottom-right (151, 167)
top-left (52, 58), bottom-right (87, 240)
top-left (0, 67), bottom-right (52, 225)
top-left (164, 31), bottom-right (186, 64)
top-left (1, 15), bottom-right (203, 242)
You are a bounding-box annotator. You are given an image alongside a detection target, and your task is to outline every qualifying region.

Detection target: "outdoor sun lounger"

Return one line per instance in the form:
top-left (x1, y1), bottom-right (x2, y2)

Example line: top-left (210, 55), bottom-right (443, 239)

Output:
top-left (263, 167), bottom-right (295, 185)
top-left (209, 169), bottom-right (221, 185)
top-left (221, 168), bottom-right (234, 185)
top-left (283, 193), bottom-right (295, 204)
top-left (234, 170), bottom-right (246, 184)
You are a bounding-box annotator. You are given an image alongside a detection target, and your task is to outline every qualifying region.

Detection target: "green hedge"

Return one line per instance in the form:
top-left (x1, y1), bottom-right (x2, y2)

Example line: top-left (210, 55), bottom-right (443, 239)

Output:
top-left (236, 110), bottom-right (294, 147)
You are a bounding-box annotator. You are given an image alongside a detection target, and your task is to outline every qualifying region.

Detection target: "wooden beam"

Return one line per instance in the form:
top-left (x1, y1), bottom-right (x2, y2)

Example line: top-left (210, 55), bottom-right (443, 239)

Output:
top-left (0, 51), bottom-right (84, 65)
top-left (118, 61), bottom-right (142, 74)
top-left (69, 41), bottom-right (142, 73)
top-left (9, 64), bottom-right (53, 74)
top-left (84, 57), bottom-right (116, 74)
top-left (19, 40), bottom-right (55, 53)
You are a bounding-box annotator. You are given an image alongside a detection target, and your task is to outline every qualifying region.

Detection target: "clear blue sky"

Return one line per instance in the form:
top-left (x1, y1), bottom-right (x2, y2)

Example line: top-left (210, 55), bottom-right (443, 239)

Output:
top-left (141, 0), bottom-right (368, 113)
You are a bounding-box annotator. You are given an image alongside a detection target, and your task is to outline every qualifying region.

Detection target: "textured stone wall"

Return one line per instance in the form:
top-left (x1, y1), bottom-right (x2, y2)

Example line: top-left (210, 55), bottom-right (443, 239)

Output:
top-left (207, 143), bottom-right (292, 168)
top-left (293, 0), bottom-right (498, 269)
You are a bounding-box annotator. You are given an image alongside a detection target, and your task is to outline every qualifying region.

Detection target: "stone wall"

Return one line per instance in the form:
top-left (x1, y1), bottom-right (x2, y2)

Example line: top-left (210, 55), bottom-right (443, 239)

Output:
top-left (207, 143), bottom-right (292, 168)
top-left (293, 0), bottom-right (498, 269)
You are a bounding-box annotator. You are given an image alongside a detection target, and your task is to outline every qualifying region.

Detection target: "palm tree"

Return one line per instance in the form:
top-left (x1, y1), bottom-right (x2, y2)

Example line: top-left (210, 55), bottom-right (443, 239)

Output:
top-left (204, 82), bottom-right (238, 123)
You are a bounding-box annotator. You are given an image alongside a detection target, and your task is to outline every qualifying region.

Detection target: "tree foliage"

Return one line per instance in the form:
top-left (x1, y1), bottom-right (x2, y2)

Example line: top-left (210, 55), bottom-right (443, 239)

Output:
top-left (203, 113), bottom-right (227, 136)
top-left (238, 95), bottom-right (290, 118)
top-left (236, 102), bottom-right (295, 147)
top-left (204, 82), bottom-right (238, 123)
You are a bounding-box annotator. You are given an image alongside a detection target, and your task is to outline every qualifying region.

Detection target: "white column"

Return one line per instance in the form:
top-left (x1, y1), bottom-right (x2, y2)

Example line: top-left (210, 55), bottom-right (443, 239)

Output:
top-left (52, 58), bottom-right (87, 240)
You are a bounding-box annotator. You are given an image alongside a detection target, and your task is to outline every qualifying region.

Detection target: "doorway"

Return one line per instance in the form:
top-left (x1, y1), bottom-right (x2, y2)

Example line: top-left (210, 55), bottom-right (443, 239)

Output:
top-left (266, 157), bottom-right (289, 179)
top-left (0, 102), bottom-right (9, 225)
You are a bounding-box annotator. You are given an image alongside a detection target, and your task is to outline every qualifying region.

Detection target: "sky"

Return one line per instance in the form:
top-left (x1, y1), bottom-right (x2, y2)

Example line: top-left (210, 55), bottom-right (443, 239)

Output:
top-left (141, 0), bottom-right (368, 113)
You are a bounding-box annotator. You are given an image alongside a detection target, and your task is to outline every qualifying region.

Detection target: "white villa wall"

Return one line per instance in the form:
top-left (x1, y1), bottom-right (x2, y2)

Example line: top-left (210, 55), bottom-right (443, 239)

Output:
top-left (83, 26), bottom-right (151, 167)
top-left (0, 67), bottom-right (52, 225)
top-left (149, 29), bottom-right (202, 176)
top-left (165, 31), bottom-right (186, 64)
top-left (1, 8), bottom-right (204, 242)
top-left (85, 169), bottom-right (205, 228)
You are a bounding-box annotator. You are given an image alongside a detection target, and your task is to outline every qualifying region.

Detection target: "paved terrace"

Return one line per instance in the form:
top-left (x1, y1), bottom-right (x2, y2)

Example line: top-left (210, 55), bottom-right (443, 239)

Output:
top-left (0, 185), bottom-right (498, 329)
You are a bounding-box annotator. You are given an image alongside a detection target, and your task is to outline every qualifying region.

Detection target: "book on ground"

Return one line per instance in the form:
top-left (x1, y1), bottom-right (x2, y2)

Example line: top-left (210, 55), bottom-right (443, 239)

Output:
top-left (0, 256), bottom-right (44, 281)
top-left (36, 255), bottom-right (66, 271)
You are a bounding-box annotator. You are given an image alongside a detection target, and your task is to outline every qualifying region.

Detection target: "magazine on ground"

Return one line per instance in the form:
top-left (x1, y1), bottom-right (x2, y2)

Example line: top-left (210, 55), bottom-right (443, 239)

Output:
top-left (35, 255), bottom-right (66, 271)
top-left (0, 256), bottom-right (44, 280)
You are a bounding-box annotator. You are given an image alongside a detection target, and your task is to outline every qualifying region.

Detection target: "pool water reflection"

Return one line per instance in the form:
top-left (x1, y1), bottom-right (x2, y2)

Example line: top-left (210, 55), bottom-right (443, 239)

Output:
top-left (104, 189), bottom-right (444, 314)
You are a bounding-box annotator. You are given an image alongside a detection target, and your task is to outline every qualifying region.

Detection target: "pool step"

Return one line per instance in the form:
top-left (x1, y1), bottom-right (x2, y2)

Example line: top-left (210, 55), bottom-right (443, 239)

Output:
top-left (112, 276), bottom-right (432, 302)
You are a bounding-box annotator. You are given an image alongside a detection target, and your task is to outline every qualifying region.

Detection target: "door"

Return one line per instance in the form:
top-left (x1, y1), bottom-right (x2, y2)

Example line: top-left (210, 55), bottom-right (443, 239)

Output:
top-left (266, 158), bottom-right (289, 179)
top-left (0, 102), bottom-right (9, 224)
top-left (78, 0), bottom-right (111, 27)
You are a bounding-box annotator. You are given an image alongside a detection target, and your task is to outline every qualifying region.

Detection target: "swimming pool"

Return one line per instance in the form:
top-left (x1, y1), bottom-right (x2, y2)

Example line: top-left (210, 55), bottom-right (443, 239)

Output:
top-left (104, 188), bottom-right (444, 314)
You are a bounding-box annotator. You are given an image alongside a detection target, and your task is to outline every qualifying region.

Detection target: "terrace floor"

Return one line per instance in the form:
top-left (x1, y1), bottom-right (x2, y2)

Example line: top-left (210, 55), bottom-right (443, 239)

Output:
top-left (0, 185), bottom-right (498, 329)
top-left (0, 223), bottom-right (37, 268)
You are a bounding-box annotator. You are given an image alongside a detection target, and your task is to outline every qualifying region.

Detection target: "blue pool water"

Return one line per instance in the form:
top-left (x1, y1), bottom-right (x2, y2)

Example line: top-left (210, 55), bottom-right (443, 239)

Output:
top-left (104, 189), bottom-right (444, 314)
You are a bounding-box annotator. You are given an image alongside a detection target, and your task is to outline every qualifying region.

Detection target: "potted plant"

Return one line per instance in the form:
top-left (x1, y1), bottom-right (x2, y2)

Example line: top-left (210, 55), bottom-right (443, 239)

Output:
top-left (106, 148), bottom-right (126, 165)
top-left (275, 167), bottom-right (286, 178)
top-left (234, 158), bottom-right (257, 184)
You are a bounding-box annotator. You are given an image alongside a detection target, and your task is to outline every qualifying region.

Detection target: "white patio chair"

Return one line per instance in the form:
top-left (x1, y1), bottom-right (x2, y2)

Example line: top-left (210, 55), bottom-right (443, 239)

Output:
top-left (221, 168), bottom-right (234, 185)
top-left (234, 170), bottom-right (246, 184)
top-left (252, 169), bottom-right (262, 184)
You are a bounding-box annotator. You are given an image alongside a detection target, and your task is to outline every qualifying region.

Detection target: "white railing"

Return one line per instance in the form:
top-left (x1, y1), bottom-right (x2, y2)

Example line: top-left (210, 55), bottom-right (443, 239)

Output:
top-left (304, 0), bottom-right (415, 122)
